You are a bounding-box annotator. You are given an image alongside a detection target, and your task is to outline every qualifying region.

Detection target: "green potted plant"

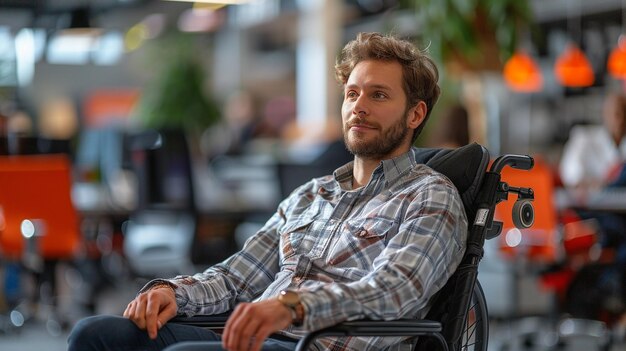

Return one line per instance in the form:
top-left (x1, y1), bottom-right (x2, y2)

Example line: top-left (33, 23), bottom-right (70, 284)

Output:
top-left (402, 0), bottom-right (533, 73)
top-left (133, 33), bottom-right (220, 133)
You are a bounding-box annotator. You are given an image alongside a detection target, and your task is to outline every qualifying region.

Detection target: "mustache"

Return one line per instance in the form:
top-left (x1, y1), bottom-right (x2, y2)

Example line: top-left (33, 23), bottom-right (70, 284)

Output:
top-left (346, 116), bottom-right (378, 129)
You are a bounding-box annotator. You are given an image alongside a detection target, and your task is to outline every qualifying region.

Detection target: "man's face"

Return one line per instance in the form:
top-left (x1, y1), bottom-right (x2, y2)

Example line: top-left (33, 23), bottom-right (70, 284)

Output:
top-left (341, 60), bottom-right (415, 160)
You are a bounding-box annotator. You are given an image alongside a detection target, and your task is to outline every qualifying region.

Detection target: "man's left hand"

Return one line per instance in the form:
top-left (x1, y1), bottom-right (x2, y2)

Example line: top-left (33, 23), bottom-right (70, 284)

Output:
top-left (222, 298), bottom-right (293, 351)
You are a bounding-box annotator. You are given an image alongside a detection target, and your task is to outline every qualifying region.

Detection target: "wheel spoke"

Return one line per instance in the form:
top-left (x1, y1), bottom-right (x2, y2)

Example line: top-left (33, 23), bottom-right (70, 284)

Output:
top-left (461, 282), bottom-right (488, 351)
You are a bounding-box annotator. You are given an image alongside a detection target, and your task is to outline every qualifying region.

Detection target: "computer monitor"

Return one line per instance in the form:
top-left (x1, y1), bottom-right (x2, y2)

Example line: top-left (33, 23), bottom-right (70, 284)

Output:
top-left (131, 129), bottom-right (195, 211)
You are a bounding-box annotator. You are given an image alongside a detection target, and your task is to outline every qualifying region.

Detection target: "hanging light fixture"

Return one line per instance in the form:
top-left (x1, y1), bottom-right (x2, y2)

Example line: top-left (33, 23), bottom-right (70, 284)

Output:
top-left (503, 50), bottom-right (543, 92)
top-left (608, 36), bottom-right (626, 79)
top-left (554, 44), bottom-right (595, 87)
top-left (60, 7), bottom-right (101, 36)
top-left (554, 0), bottom-right (594, 88)
top-left (608, 0), bottom-right (626, 79)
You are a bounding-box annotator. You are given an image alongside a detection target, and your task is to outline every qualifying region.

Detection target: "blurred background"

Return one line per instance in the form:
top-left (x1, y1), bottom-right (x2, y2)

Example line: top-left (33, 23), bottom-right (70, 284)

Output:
top-left (1, 0), bottom-right (626, 350)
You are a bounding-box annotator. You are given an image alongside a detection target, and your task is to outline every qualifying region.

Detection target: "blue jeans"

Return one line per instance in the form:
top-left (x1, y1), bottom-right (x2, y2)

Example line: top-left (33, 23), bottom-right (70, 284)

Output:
top-left (67, 315), bottom-right (298, 351)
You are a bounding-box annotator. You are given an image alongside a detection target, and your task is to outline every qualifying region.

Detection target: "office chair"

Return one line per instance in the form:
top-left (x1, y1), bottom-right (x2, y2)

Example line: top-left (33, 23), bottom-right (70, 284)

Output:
top-left (123, 129), bottom-right (197, 278)
top-left (0, 154), bottom-right (81, 333)
top-left (171, 143), bottom-right (536, 351)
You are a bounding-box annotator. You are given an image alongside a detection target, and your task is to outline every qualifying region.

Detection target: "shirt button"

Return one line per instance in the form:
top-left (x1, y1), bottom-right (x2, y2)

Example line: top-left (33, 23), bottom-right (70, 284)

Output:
top-left (359, 230), bottom-right (367, 237)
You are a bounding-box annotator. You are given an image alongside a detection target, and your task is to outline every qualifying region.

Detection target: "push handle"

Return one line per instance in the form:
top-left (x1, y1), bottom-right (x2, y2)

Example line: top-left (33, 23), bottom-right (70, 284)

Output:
top-left (490, 154), bottom-right (534, 174)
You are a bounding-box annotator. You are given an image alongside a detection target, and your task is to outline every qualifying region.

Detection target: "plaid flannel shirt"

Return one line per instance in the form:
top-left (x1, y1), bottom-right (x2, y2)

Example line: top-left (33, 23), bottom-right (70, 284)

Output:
top-left (146, 147), bottom-right (468, 351)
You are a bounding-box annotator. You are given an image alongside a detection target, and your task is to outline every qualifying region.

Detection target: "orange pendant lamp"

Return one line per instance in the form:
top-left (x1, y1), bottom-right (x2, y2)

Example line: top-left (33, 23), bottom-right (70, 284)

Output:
top-left (608, 36), bottom-right (626, 79)
top-left (503, 50), bottom-right (543, 92)
top-left (554, 44), bottom-right (594, 87)
top-left (609, 0), bottom-right (626, 80)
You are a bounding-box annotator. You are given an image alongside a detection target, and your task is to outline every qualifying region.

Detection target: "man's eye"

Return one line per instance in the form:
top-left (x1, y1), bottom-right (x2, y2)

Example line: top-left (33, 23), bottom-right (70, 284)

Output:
top-left (373, 92), bottom-right (387, 99)
top-left (346, 91), bottom-right (358, 99)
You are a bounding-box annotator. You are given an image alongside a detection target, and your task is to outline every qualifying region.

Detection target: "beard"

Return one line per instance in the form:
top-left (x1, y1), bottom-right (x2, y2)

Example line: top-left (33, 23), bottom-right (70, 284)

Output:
top-left (343, 111), bottom-right (410, 160)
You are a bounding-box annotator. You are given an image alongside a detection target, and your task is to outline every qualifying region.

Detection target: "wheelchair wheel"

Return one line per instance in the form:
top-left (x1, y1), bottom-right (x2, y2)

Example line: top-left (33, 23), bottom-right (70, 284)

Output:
top-left (461, 281), bottom-right (489, 351)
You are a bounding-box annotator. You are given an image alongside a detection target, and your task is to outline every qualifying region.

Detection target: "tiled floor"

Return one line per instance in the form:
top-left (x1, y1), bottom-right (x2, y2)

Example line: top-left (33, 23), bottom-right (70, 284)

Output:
top-left (0, 265), bottom-right (143, 351)
top-left (0, 321), bottom-right (69, 351)
top-left (2, 312), bottom-right (625, 350)
top-left (1, 321), bottom-right (624, 351)
top-left (489, 318), bottom-right (625, 351)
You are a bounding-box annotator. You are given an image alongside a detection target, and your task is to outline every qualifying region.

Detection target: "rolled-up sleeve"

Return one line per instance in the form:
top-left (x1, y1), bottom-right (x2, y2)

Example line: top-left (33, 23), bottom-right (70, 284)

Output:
top-left (140, 209), bottom-right (286, 317)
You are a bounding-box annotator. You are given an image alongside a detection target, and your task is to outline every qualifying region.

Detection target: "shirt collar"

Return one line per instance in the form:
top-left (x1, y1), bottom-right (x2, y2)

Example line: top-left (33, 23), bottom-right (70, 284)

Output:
top-left (331, 147), bottom-right (419, 190)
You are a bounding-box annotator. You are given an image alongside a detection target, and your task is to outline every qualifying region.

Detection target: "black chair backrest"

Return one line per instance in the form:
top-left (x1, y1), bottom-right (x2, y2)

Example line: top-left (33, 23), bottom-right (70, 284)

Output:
top-left (416, 143), bottom-right (489, 221)
top-left (414, 142), bottom-right (490, 351)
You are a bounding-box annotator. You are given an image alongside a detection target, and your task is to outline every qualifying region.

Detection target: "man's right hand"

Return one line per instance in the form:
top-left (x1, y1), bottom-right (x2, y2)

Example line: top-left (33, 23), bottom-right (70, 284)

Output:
top-left (123, 285), bottom-right (177, 340)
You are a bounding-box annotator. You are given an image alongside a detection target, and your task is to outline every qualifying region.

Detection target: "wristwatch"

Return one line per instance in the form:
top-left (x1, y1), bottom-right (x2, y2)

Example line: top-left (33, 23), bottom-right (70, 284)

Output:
top-left (278, 290), bottom-right (304, 326)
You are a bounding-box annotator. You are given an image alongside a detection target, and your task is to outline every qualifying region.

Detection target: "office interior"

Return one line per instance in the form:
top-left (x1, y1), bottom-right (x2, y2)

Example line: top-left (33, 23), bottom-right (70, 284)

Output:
top-left (1, 0), bottom-right (626, 350)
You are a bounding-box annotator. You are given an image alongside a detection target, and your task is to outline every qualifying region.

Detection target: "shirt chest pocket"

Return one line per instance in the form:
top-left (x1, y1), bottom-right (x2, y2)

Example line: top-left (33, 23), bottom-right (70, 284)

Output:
top-left (327, 217), bottom-right (397, 266)
top-left (279, 216), bottom-right (317, 259)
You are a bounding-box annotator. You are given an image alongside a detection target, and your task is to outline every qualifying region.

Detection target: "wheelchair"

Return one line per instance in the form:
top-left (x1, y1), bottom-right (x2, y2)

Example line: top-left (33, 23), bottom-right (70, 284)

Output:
top-left (171, 143), bottom-right (536, 351)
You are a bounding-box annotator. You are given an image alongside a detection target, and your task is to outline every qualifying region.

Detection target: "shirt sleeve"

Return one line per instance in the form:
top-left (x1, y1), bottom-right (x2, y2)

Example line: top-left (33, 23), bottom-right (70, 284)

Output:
top-left (297, 175), bottom-right (468, 331)
top-left (140, 208), bottom-right (286, 317)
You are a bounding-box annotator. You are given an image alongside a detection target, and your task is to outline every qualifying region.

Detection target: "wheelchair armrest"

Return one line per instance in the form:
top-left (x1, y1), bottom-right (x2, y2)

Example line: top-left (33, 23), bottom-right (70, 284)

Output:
top-left (169, 314), bottom-right (445, 350)
top-left (169, 312), bottom-right (231, 328)
top-left (295, 319), bottom-right (444, 351)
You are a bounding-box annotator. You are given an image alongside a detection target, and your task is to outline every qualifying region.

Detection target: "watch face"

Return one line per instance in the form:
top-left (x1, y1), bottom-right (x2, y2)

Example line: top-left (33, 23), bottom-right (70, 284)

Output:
top-left (280, 290), bottom-right (300, 306)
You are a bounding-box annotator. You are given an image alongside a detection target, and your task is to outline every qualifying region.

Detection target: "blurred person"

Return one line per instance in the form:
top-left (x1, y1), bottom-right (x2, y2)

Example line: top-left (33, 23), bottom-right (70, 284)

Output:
top-left (427, 103), bottom-right (470, 148)
top-left (201, 90), bottom-right (260, 157)
top-left (558, 93), bottom-right (626, 332)
top-left (254, 96), bottom-right (297, 140)
top-left (68, 32), bottom-right (467, 351)
top-left (559, 93), bottom-right (626, 249)
top-left (224, 90), bottom-right (259, 150)
top-left (559, 92), bottom-right (626, 189)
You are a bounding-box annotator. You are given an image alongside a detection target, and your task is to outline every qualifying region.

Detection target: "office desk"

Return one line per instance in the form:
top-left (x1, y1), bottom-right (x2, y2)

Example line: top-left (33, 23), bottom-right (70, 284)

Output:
top-left (556, 187), bottom-right (626, 213)
top-left (75, 196), bottom-right (272, 268)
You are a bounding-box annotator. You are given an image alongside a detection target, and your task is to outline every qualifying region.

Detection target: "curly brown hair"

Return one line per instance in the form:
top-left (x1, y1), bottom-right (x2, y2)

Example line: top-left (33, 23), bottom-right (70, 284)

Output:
top-left (335, 32), bottom-right (441, 143)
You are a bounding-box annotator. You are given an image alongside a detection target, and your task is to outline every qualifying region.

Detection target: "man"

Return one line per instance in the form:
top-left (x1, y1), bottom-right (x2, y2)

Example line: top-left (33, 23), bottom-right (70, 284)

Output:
top-left (68, 32), bottom-right (467, 351)
top-left (559, 93), bottom-right (626, 250)
top-left (559, 92), bottom-right (626, 189)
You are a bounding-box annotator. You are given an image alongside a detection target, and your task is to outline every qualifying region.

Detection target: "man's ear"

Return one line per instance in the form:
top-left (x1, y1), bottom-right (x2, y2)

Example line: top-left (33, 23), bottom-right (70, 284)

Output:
top-left (407, 101), bottom-right (427, 129)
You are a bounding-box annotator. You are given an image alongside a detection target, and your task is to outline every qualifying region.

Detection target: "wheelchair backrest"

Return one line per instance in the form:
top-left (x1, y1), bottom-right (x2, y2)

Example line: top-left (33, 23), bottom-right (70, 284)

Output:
top-left (414, 142), bottom-right (491, 351)
top-left (416, 143), bottom-right (490, 223)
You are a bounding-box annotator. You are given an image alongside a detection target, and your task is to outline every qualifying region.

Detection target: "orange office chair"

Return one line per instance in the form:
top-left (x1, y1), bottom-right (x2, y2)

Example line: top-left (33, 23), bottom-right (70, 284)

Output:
top-left (0, 154), bottom-right (81, 331)
top-left (0, 154), bottom-right (80, 260)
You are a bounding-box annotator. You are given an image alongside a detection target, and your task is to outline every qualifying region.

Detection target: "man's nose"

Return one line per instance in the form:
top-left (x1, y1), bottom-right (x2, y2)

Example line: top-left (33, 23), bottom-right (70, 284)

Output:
top-left (353, 96), bottom-right (368, 116)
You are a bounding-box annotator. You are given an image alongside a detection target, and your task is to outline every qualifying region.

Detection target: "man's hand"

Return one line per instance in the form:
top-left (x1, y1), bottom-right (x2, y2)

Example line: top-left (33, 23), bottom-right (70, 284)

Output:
top-left (123, 286), bottom-right (177, 340)
top-left (222, 299), bottom-right (293, 351)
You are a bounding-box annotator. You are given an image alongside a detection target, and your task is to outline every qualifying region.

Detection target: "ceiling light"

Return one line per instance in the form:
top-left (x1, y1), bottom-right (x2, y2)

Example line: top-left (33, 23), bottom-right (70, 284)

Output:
top-left (609, 0), bottom-right (626, 80)
top-left (60, 7), bottom-right (102, 37)
top-left (503, 50), bottom-right (543, 93)
top-left (608, 36), bottom-right (626, 79)
top-left (554, 44), bottom-right (594, 88)
top-left (178, 8), bottom-right (225, 32)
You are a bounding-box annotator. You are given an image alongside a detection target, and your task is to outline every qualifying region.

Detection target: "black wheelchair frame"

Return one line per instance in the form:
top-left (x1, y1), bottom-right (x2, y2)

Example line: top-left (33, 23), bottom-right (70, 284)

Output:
top-left (171, 143), bottom-right (536, 351)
